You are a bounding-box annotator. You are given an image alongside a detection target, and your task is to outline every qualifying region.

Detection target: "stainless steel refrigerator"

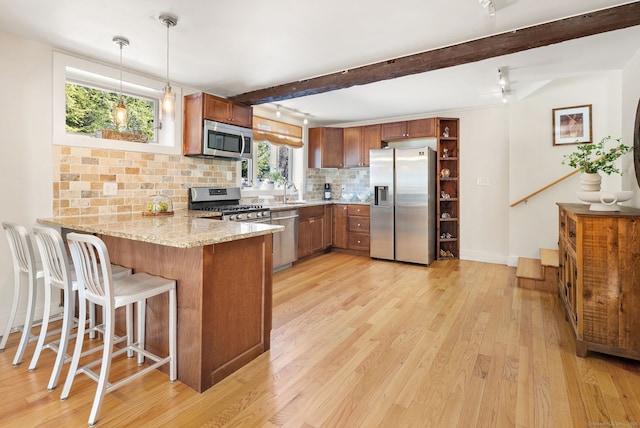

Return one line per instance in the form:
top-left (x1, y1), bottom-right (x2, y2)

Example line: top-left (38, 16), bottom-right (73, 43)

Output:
top-left (370, 146), bottom-right (436, 265)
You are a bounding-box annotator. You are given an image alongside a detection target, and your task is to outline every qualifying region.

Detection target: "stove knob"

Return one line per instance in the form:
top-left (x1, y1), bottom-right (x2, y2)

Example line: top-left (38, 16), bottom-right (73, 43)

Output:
top-left (247, 212), bottom-right (256, 219)
top-left (229, 214), bottom-right (238, 221)
top-left (237, 213), bottom-right (247, 220)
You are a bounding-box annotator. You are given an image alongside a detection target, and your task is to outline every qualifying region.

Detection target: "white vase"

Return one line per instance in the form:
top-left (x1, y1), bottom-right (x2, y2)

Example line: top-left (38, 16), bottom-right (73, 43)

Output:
top-left (579, 172), bottom-right (602, 192)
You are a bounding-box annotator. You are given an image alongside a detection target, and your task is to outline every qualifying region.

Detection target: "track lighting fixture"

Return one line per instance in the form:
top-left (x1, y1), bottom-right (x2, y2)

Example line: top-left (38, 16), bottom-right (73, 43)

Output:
top-left (497, 67), bottom-right (509, 103)
top-left (112, 36), bottom-right (129, 130)
top-left (303, 114), bottom-right (309, 125)
top-left (276, 105), bottom-right (281, 117)
top-left (159, 13), bottom-right (178, 122)
top-left (479, 0), bottom-right (496, 16)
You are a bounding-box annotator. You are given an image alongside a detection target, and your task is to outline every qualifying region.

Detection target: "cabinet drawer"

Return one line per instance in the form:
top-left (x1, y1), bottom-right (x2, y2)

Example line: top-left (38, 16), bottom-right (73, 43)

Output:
top-left (348, 205), bottom-right (370, 216)
top-left (348, 216), bottom-right (370, 233)
top-left (298, 205), bottom-right (325, 220)
top-left (348, 233), bottom-right (370, 251)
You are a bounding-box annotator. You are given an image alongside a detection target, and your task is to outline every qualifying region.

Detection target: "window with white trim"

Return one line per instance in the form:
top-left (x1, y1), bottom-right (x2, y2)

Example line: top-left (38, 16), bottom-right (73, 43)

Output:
top-left (53, 52), bottom-right (182, 154)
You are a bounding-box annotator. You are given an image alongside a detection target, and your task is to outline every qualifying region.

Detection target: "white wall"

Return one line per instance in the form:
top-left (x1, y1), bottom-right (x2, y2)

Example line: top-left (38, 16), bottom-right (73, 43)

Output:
top-left (0, 32), bottom-right (55, 330)
top-left (507, 71), bottom-right (625, 264)
top-left (621, 49), bottom-right (640, 207)
top-left (457, 106), bottom-right (511, 264)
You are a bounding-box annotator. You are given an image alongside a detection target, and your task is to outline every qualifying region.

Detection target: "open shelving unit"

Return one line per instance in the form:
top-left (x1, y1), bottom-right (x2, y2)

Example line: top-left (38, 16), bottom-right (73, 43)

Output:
top-left (436, 118), bottom-right (460, 260)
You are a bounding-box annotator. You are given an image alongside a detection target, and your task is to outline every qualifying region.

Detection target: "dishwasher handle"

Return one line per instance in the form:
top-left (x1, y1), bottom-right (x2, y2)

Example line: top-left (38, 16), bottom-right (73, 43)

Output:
top-left (272, 214), bottom-right (299, 221)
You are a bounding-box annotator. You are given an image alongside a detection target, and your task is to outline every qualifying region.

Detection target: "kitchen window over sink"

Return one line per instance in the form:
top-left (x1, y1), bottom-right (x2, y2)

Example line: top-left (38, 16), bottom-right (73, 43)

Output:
top-left (241, 115), bottom-right (304, 192)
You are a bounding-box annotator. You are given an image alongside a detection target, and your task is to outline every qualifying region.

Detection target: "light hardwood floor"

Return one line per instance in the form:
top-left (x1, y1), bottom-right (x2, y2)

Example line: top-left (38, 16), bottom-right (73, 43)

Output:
top-left (1, 253), bottom-right (640, 427)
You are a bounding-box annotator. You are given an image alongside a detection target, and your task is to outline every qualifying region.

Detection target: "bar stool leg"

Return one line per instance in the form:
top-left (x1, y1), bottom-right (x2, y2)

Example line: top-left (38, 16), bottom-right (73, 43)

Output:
top-left (28, 273), bottom-right (53, 371)
top-left (60, 294), bottom-right (87, 401)
top-left (47, 288), bottom-right (75, 390)
top-left (13, 270), bottom-right (37, 366)
top-left (169, 288), bottom-right (177, 381)
top-left (88, 305), bottom-right (115, 426)
top-left (0, 270), bottom-right (21, 350)
top-left (137, 300), bottom-right (145, 365)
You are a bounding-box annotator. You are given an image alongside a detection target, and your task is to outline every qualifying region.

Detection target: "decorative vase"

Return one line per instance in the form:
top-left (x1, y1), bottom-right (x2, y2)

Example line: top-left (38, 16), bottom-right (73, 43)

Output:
top-left (579, 172), bottom-right (602, 192)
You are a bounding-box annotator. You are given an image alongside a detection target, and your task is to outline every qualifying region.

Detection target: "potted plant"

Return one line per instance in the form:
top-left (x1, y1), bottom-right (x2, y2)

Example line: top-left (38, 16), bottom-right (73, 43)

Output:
top-left (562, 136), bottom-right (632, 191)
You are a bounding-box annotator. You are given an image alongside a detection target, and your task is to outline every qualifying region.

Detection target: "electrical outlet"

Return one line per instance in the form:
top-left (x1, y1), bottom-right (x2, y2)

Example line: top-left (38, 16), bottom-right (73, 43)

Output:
top-left (227, 171), bottom-right (232, 180)
top-left (103, 182), bottom-right (117, 196)
top-left (476, 177), bottom-right (490, 186)
top-left (307, 184), bottom-right (313, 192)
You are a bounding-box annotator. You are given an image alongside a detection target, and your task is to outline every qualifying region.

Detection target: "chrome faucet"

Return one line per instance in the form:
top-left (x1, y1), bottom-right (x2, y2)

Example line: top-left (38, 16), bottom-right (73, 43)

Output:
top-left (284, 180), bottom-right (297, 203)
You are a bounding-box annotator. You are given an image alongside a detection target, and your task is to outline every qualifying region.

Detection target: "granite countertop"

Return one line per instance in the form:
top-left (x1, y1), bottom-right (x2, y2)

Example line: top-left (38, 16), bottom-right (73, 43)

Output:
top-left (267, 199), bottom-right (370, 211)
top-left (38, 210), bottom-right (283, 249)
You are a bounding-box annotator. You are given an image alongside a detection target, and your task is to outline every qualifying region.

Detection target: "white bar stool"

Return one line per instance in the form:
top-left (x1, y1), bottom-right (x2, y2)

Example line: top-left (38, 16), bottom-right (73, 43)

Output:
top-left (61, 232), bottom-right (177, 426)
top-left (0, 222), bottom-right (44, 366)
top-left (28, 225), bottom-right (132, 391)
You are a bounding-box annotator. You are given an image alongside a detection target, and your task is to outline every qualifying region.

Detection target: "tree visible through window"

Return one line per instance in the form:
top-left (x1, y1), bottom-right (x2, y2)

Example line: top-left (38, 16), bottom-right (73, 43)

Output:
top-left (65, 82), bottom-right (157, 142)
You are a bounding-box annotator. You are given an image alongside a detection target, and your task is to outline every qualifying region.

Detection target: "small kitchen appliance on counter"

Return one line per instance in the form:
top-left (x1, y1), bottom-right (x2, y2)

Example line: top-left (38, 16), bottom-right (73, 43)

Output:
top-left (324, 183), bottom-right (332, 200)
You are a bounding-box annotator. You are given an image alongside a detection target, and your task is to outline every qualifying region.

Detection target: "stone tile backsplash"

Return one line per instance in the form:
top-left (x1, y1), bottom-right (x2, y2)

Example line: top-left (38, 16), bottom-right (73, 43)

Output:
top-left (53, 146), bottom-right (235, 216)
top-left (52, 145), bottom-right (372, 216)
top-left (305, 168), bottom-right (370, 201)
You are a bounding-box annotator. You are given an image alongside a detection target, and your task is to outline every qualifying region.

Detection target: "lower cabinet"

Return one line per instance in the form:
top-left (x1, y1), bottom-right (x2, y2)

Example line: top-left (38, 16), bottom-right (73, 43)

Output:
top-left (558, 203), bottom-right (640, 360)
top-left (332, 204), bottom-right (370, 254)
top-left (297, 205), bottom-right (332, 259)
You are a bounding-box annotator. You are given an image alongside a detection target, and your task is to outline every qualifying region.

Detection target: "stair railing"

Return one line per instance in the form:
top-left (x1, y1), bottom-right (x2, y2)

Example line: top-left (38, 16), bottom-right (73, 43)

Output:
top-left (510, 169), bottom-right (579, 207)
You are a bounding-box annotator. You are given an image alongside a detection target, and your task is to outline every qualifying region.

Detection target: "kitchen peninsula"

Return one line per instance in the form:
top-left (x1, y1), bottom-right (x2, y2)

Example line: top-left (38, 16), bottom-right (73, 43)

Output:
top-left (38, 211), bottom-right (283, 393)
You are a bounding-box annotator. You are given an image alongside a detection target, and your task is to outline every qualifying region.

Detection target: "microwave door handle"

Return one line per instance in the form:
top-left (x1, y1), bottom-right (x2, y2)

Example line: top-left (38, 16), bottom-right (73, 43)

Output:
top-left (240, 132), bottom-right (246, 157)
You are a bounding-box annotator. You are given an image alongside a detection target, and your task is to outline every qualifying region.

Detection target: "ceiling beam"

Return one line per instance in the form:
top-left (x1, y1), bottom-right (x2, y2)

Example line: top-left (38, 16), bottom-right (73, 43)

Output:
top-left (230, 2), bottom-right (640, 105)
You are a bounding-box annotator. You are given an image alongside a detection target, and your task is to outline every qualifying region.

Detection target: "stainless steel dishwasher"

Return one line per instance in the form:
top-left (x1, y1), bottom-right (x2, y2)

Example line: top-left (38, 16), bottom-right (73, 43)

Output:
top-left (271, 209), bottom-right (298, 271)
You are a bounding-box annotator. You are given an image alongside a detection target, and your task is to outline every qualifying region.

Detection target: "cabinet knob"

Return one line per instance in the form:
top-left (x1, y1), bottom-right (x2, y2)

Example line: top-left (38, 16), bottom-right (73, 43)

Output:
top-left (357, 223), bottom-right (361, 227)
top-left (357, 240), bottom-right (361, 244)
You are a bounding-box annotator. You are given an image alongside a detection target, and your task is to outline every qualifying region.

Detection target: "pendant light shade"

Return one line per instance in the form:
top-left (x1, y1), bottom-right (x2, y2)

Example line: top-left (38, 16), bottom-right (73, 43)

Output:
top-left (112, 36), bottom-right (129, 130)
top-left (160, 13), bottom-right (178, 121)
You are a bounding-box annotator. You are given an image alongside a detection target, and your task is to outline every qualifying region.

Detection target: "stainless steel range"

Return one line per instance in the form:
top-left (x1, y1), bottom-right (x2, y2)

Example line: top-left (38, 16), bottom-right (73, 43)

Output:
top-left (188, 187), bottom-right (271, 223)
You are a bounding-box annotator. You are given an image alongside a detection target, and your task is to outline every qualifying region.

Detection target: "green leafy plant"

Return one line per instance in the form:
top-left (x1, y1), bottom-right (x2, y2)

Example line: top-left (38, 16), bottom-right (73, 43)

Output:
top-left (562, 136), bottom-right (632, 175)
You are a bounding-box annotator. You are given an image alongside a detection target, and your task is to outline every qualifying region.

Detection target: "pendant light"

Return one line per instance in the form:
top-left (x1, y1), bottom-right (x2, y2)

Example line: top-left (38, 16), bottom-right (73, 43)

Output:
top-left (112, 36), bottom-right (129, 130)
top-left (159, 13), bottom-right (178, 121)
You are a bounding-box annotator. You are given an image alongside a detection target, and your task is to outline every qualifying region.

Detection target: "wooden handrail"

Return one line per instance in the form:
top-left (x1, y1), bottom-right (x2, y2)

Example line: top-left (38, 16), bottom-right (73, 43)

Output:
top-left (510, 168), bottom-right (579, 207)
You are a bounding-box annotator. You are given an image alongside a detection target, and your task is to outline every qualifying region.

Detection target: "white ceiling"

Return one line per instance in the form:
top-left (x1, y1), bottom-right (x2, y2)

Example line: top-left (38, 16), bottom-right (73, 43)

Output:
top-left (1, 0), bottom-right (639, 125)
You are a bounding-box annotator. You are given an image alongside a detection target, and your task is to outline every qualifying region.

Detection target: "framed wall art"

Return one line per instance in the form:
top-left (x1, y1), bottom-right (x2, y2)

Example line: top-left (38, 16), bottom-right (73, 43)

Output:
top-left (552, 104), bottom-right (592, 145)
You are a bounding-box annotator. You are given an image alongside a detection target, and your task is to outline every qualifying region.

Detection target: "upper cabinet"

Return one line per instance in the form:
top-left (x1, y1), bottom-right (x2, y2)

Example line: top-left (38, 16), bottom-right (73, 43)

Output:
top-left (183, 92), bottom-right (253, 155)
top-left (343, 124), bottom-right (381, 168)
top-left (308, 127), bottom-right (344, 168)
top-left (381, 118), bottom-right (435, 141)
top-left (203, 95), bottom-right (252, 128)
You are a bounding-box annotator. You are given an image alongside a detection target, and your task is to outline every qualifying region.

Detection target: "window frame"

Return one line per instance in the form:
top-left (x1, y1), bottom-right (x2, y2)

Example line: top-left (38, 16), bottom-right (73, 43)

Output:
top-left (53, 51), bottom-right (182, 154)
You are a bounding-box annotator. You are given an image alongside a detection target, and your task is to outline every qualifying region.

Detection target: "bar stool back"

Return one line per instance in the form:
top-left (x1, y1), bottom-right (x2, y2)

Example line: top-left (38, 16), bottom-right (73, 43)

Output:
top-left (28, 225), bottom-right (132, 390)
top-left (61, 232), bottom-right (177, 426)
top-left (0, 222), bottom-right (44, 366)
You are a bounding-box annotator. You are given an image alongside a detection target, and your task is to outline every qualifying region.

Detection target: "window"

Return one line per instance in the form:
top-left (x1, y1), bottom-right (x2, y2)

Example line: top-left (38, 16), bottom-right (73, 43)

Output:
top-left (65, 81), bottom-right (158, 143)
top-left (53, 52), bottom-right (182, 154)
top-left (242, 141), bottom-right (292, 187)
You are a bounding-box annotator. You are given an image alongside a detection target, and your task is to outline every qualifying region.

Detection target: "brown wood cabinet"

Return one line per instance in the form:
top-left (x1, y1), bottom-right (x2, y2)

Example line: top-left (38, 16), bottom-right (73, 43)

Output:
top-left (348, 205), bottom-right (370, 252)
top-left (183, 92), bottom-right (253, 155)
top-left (308, 127), bottom-right (344, 168)
top-left (100, 233), bottom-right (272, 393)
top-left (203, 95), bottom-right (252, 127)
top-left (381, 118), bottom-right (435, 141)
top-left (436, 118), bottom-right (460, 260)
top-left (557, 203), bottom-right (640, 361)
top-left (333, 204), bottom-right (348, 248)
top-left (297, 205), bottom-right (332, 259)
top-left (332, 204), bottom-right (370, 254)
top-left (343, 124), bottom-right (381, 168)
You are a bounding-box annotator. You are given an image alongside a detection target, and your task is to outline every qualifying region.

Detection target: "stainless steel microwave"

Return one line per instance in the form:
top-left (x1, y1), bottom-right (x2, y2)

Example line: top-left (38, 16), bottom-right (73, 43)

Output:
top-left (202, 120), bottom-right (252, 160)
